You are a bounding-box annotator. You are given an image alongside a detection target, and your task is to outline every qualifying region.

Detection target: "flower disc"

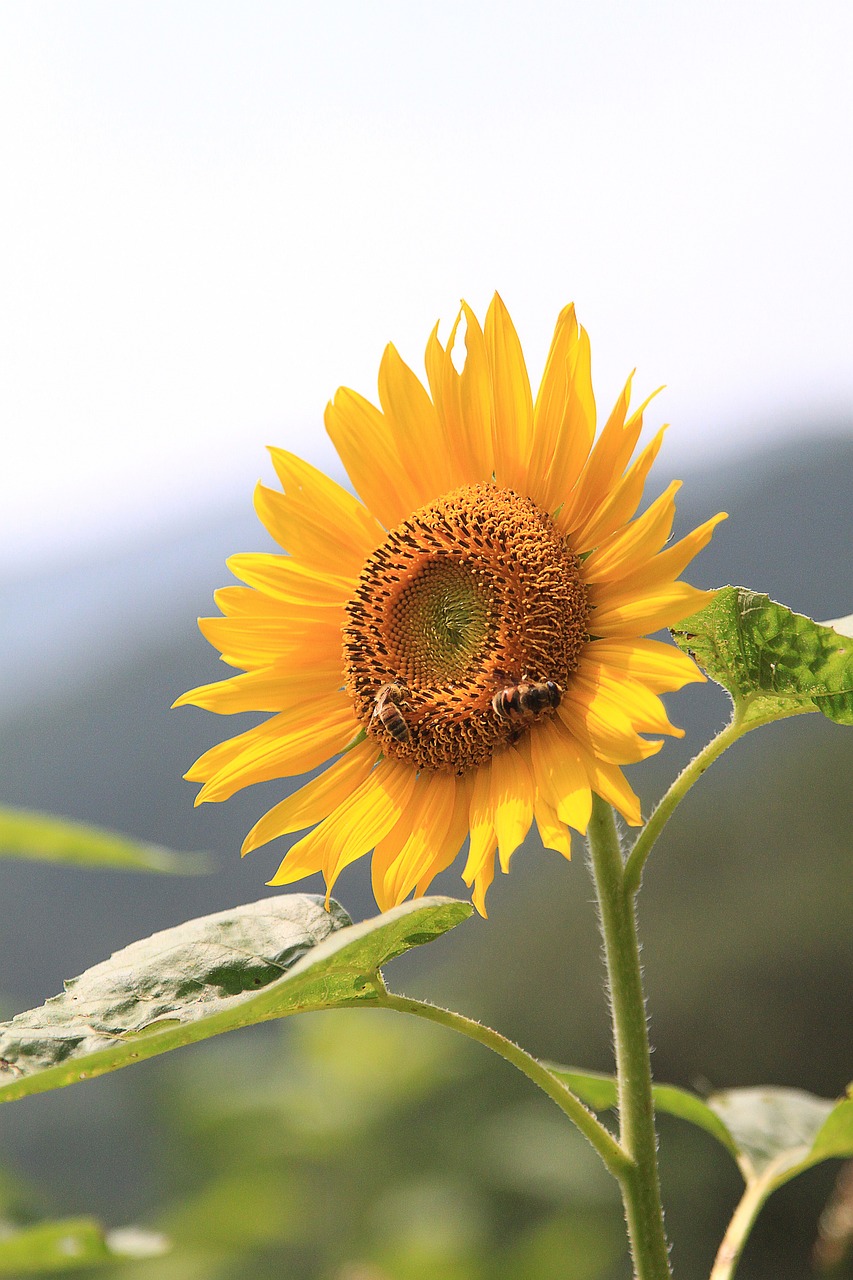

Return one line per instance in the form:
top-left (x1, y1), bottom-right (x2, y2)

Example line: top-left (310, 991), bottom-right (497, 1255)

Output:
top-left (344, 483), bottom-right (590, 771)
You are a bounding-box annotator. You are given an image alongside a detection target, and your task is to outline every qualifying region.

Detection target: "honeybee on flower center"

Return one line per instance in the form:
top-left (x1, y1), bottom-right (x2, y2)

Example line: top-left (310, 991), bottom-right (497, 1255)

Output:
top-left (491, 678), bottom-right (563, 723)
top-left (371, 682), bottom-right (412, 744)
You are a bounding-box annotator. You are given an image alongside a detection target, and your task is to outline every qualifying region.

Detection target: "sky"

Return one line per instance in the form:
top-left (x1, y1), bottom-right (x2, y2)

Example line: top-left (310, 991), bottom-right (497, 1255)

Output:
top-left (2, 1), bottom-right (851, 575)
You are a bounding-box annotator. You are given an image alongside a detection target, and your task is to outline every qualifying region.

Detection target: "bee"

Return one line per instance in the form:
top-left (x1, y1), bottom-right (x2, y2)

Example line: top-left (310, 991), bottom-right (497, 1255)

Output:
top-left (372, 682), bottom-right (412, 744)
top-left (492, 678), bottom-right (562, 722)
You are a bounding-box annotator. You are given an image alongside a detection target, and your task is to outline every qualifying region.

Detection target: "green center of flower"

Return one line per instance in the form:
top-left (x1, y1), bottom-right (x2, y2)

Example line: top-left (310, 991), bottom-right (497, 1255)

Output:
top-left (389, 558), bottom-right (491, 685)
top-left (343, 483), bottom-right (590, 771)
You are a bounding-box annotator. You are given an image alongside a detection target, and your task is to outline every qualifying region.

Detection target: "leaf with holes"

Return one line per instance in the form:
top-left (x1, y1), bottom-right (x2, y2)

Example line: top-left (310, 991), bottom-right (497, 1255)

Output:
top-left (671, 587), bottom-right (853, 728)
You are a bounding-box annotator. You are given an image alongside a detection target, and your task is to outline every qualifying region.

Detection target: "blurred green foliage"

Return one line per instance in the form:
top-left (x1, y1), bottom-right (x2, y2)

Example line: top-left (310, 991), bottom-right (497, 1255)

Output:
top-left (77, 1012), bottom-right (627, 1280)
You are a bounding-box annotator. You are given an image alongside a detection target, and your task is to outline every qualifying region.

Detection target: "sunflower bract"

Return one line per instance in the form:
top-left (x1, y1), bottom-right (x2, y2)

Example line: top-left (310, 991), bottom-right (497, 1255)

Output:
top-left (176, 295), bottom-right (725, 915)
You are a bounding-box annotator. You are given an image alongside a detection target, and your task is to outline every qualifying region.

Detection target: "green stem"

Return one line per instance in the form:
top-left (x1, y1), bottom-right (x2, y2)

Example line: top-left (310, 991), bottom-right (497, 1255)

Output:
top-left (623, 713), bottom-right (747, 896)
top-left (379, 991), bottom-right (630, 1179)
top-left (709, 1178), bottom-right (767, 1280)
top-left (587, 794), bottom-right (672, 1280)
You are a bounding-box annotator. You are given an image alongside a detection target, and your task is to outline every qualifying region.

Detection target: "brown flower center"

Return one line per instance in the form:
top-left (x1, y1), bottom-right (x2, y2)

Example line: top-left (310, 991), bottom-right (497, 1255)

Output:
top-left (343, 484), bottom-right (590, 771)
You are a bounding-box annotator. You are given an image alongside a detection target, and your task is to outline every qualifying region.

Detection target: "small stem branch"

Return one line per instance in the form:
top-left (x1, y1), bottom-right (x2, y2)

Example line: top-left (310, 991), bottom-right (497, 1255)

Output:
top-left (624, 714), bottom-right (746, 895)
top-left (587, 795), bottom-right (672, 1280)
top-left (709, 1178), bottom-right (767, 1280)
top-left (379, 991), bottom-right (630, 1179)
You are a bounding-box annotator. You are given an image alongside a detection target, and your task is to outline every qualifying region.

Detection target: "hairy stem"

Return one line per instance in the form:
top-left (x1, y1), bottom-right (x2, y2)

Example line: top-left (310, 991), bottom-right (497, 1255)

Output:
top-left (709, 1179), bottom-right (767, 1280)
top-left (624, 714), bottom-right (747, 895)
top-left (379, 991), bottom-right (630, 1178)
top-left (587, 795), bottom-right (673, 1279)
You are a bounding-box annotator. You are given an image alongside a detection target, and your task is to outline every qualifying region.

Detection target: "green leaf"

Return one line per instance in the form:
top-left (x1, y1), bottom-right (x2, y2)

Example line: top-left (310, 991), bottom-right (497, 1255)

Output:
top-left (671, 586), bottom-right (853, 728)
top-left (547, 1066), bottom-right (853, 1196)
top-left (544, 1065), bottom-right (736, 1156)
top-left (0, 894), bottom-right (472, 1105)
top-left (544, 1065), bottom-right (618, 1113)
top-left (0, 806), bottom-right (208, 873)
top-left (0, 1218), bottom-right (168, 1273)
top-left (707, 1086), bottom-right (853, 1185)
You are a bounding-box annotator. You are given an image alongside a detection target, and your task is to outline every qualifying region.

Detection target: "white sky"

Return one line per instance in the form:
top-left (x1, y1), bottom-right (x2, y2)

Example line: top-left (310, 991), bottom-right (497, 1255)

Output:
top-left (2, 1), bottom-right (851, 574)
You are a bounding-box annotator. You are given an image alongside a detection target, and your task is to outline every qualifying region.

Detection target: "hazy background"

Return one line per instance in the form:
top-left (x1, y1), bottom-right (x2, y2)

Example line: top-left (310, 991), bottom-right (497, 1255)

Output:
top-left (2, 1), bottom-right (852, 574)
top-left (1, 4), bottom-right (852, 1278)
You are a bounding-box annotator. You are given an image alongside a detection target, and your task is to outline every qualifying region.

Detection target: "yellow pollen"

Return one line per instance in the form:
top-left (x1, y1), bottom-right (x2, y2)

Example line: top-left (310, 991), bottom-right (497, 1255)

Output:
top-left (343, 484), bottom-right (590, 771)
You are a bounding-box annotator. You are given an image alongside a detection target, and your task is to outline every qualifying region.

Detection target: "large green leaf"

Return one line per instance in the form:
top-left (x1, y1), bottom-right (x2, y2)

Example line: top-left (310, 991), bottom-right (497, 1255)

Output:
top-left (0, 806), bottom-right (207, 873)
top-left (0, 1218), bottom-right (168, 1273)
top-left (0, 894), bottom-right (472, 1105)
top-left (671, 586), bottom-right (853, 727)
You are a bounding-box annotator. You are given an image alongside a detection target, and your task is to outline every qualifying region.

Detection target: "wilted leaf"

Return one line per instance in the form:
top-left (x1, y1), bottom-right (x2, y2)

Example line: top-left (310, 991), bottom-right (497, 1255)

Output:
top-left (671, 587), bottom-right (853, 727)
top-left (0, 806), bottom-right (207, 873)
top-left (0, 895), bottom-right (472, 1105)
top-left (0, 1217), bottom-right (168, 1273)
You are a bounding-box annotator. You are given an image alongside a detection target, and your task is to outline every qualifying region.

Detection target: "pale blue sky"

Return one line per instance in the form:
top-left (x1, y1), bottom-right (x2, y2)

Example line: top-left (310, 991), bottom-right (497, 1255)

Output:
top-left (2, 1), bottom-right (851, 571)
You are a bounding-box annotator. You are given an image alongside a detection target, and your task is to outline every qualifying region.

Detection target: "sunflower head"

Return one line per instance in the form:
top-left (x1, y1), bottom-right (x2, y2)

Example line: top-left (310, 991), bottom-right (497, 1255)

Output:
top-left (176, 296), bottom-right (725, 915)
top-left (343, 482), bottom-right (590, 772)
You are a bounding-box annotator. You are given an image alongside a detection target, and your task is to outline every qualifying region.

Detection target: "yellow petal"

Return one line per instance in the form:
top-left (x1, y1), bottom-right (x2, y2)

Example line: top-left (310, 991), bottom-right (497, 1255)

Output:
top-left (414, 774), bottom-right (473, 898)
top-left (463, 762), bottom-right (496, 886)
top-left (471, 854), bottom-right (496, 918)
top-left (269, 448), bottom-right (383, 551)
top-left (602, 512), bottom-right (728, 593)
top-left (533, 794), bottom-right (574, 860)
top-left (241, 737), bottom-right (380, 854)
top-left (489, 744), bottom-right (535, 873)
top-left (378, 343), bottom-right (457, 505)
top-left (587, 758), bottom-right (643, 826)
top-left (324, 386), bottom-right (415, 529)
top-left (267, 759), bottom-right (417, 898)
top-left (255, 454), bottom-right (381, 577)
top-left (528, 307), bottom-right (596, 514)
top-left (559, 378), bottom-right (647, 533)
top-left (457, 303), bottom-right (495, 480)
top-left (572, 668), bottom-right (684, 738)
top-left (526, 718), bottom-right (593, 832)
top-left (227, 553), bottom-right (353, 606)
top-left (568, 425), bottom-right (667, 550)
top-left (558, 689), bottom-right (663, 766)
top-left (485, 293), bottom-right (534, 492)
top-left (212, 585), bottom-right (293, 616)
top-left (424, 312), bottom-right (490, 485)
top-left (581, 638), bottom-right (705, 693)
top-left (173, 662), bottom-right (342, 714)
top-left (590, 583), bottom-right (719, 637)
top-left (198, 611), bottom-right (344, 670)
top-left (188, 692), bottom-right (357, 804)
top-left (373, 770), bottom-right (459, 911)
top-left (525, 716), bottom-right (591, 824)
top-left (582, 480), bottom-right (680, 583)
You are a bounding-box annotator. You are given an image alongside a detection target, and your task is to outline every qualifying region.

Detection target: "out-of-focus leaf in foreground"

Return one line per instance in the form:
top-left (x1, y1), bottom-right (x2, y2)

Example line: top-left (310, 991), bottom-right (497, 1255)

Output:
top-left (0, 1217), bottom-right (168, 1273)
top-left (0, 894), bottom-right (472, 1105)
top-left (671, 587), bottom-right (853, 728)
top-left (0, 806), bottom-right (208, 873)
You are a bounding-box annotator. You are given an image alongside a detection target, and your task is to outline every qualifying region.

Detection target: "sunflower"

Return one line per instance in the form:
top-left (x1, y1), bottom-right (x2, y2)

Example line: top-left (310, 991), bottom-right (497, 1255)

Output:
top-left (177, 296), bottom-right (725, 915)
